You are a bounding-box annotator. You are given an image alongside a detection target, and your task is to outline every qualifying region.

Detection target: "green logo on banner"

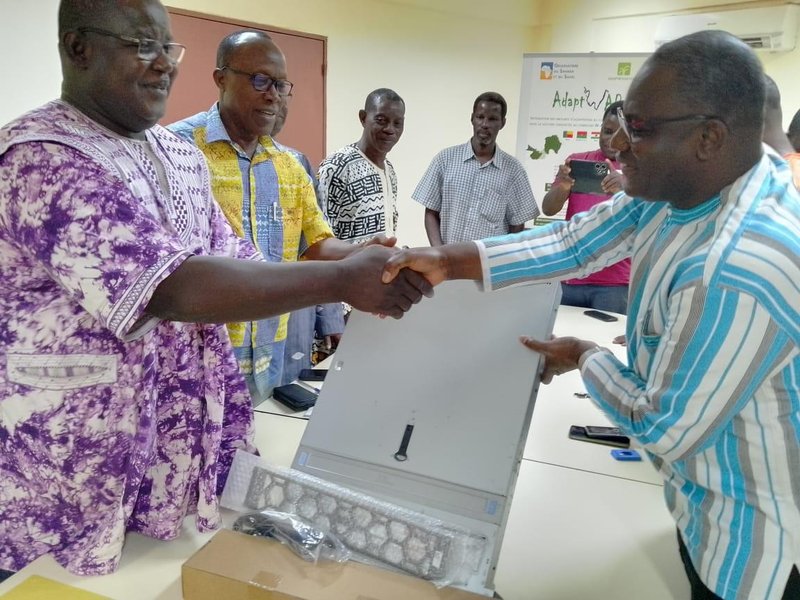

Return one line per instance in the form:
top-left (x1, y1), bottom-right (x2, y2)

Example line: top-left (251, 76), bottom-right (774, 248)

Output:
top-left (617, 63), bottom-right (632, 76)
top-left (526, 135), bottom-right (562, 160)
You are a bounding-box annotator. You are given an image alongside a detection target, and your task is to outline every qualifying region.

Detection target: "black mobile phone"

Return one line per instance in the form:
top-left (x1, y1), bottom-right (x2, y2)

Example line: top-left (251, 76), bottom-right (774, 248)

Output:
top-left (568, 425), bottom-right (630, 448)
top-left (569, 159), bottom-right (609, 195)
top-left (299, 368), bottom-right (327, 382)
top-left (584, 309), bottom-right (618, 322)
top-left (585, 425), bottom-right (624, 438)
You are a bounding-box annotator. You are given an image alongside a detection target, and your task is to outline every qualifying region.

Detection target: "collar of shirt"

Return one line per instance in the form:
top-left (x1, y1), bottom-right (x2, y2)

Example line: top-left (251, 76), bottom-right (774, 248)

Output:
top-left (204, 103), bottom-right (277, 159)
top-left (460, 139), bottom-right (503, 169)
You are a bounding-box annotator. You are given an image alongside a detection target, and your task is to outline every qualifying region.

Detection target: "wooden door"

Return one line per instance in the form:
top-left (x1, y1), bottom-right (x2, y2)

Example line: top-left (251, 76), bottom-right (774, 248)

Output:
top-left (162, 10), bottom-right (326, 169)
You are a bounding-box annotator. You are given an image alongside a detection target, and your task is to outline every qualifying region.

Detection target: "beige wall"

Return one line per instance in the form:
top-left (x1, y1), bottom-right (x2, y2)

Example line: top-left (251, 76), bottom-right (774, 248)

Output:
top-left (1, 0), bottom-right (540, 246)
top-left (158, 0), bottom-right (800, 245)
top-left (1, 0), bottom-right (61, 126)
top-left (2, 0), bottom-right (798, 246)
top-left (539, 0), bottom-right (800, 126)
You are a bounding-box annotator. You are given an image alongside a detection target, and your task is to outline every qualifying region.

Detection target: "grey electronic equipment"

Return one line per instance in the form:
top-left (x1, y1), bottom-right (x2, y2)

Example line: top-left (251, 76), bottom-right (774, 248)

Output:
top-left (293, 280), bottom-right (560, 595)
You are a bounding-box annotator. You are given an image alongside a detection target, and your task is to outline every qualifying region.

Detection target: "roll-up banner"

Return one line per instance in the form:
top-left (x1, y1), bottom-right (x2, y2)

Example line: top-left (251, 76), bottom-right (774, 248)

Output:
top-left (515, 53), bottom-right (649, 222)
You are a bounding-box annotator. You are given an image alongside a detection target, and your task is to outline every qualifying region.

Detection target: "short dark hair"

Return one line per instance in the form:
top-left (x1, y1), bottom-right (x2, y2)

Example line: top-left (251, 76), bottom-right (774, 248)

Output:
top-left (648, 30), bottom-right (764, 133)
top-left (789, 108), bottom-right (800, 142)
top-left (473, 92), bottom-right (507, 119)
top-left (603, 100), bottom-right (623, 121)
top-left (58, 0), bottom-right (112, 34)
top-left (763, 74), bottom-right (782, 112)
top-left (364, 88), bottom-right (404, 112)
top-left (216, 30), bottom-right (272, 68)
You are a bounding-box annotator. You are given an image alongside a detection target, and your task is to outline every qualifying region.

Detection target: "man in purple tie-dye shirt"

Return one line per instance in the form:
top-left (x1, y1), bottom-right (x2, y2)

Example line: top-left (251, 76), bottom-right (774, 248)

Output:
top-left (0, 0), bottom-right (430, 577)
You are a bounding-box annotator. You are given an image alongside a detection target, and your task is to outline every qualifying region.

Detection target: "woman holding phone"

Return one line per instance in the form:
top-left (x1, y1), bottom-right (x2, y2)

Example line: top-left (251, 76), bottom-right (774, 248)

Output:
top-left (541, 100), bottom-right (630, 315)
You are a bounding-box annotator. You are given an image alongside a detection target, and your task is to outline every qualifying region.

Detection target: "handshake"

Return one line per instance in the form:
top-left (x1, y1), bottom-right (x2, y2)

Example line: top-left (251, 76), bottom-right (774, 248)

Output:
top-left (339, 240), bottom-right (478, 319)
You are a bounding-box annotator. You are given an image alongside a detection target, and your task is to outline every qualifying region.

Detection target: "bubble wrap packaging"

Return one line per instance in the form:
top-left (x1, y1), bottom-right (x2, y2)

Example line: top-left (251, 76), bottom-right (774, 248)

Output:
top-left (221, 450), bottom-right (487, 588)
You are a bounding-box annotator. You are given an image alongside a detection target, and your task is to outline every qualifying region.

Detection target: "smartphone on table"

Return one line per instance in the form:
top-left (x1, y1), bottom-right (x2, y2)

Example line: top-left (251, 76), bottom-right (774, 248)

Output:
top-left (584, 309), bottom-right (618, 322)
top-left (299, 368), bottom-right (327, 382)
top-left (568, 425), bottom-right (630, 448)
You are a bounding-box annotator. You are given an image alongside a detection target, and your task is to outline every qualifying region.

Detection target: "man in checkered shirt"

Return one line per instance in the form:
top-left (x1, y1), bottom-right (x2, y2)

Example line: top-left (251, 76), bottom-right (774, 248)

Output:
top-left (413, 91), bottom-right (539, 245)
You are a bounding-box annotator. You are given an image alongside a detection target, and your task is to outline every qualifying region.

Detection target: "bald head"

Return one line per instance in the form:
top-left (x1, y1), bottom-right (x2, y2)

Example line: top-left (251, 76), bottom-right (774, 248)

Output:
top-left (216, 30), bottom-right (273, 68)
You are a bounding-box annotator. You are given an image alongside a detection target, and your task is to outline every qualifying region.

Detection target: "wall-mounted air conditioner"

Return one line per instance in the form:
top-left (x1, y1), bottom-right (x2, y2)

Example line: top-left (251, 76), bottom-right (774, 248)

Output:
top-left (654, 4), bottom-right (800, 52)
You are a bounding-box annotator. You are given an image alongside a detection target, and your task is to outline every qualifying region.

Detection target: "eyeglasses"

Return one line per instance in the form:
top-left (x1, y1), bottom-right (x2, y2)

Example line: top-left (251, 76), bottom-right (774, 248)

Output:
top-left (78, 26), bottom-right (186, 64)
top-left (221, 66), bottom-right (294, 96)
top-left (616, 107), bottom-right (722, 140)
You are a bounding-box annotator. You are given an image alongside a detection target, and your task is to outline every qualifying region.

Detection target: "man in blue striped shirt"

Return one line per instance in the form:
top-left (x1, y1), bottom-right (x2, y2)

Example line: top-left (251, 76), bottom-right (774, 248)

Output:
top-left (383, 31), bottom-right (800, 600)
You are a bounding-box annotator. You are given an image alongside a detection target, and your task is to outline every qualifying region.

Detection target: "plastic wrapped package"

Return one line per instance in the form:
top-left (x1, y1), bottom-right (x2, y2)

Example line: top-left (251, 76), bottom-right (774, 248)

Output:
top-left (233, 510), bottom-right (351, 564)
top-left (221, 450), bottom-right (488, 589)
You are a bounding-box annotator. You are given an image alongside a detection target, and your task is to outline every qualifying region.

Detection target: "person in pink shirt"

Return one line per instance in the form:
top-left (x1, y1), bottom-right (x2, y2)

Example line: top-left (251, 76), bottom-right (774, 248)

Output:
top-left (541, 101), bottom-right (630, 314)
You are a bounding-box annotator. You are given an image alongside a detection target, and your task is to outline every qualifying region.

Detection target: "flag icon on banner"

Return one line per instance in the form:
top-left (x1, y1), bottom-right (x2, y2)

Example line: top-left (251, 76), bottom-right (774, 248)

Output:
top-left (563, 131), bottom-right (574, 138)
top-left (590, 131), bottom-right (601, 139)
top-left (577, 131), bottom-right (588, 139)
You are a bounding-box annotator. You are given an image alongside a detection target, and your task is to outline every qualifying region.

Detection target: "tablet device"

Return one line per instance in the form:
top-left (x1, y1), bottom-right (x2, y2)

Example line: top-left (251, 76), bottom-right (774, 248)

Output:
top-left (570, 159), bottom-right (609, 195)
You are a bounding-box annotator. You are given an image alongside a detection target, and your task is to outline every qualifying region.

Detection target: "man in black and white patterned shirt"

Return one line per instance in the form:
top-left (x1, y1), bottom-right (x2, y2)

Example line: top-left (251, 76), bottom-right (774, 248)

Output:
top-left (318, 88), bottom-right (405, 244)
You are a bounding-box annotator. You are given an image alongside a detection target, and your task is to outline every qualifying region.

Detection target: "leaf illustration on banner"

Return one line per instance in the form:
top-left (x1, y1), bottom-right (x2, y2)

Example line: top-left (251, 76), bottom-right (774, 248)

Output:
top-left (527, 145), bottom-right (543, 159)
top-left (544, 135), bottom-right (562, 154)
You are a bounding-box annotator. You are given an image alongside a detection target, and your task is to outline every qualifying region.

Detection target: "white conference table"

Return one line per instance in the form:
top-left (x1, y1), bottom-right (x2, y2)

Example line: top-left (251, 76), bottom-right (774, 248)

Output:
top-left (0, 305), bottom-right (688, 599)
top-left (521, 306), bottom-right (664, 486)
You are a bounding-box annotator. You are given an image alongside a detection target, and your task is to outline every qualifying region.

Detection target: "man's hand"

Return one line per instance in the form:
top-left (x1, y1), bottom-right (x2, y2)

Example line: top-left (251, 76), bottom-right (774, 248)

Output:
top-left (601, 159), bottom-right (625, 195)
top-left (340, 245), bottom-right (433, 319)
top-left (383, 243), bottom-right (483, 288)
top-left (360, 234), bottom-right (398, 249)
top-left (382, 246), bottom-right (451, 287)
top-left (520, 335), bottom-right (598, 384)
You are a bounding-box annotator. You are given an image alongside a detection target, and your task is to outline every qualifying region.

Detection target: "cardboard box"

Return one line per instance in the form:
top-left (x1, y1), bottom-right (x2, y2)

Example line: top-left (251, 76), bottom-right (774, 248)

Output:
top-left (182, 529), bottom-right (488, 600)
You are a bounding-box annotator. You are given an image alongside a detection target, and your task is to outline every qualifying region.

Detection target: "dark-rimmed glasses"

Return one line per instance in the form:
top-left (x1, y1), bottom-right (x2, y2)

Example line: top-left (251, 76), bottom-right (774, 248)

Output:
top-left (77, 26), bottom-right (186, 64)
top-left (221, 66), bottom-right (294, 96)
top-left (616, 107), bottom-right (722, 140)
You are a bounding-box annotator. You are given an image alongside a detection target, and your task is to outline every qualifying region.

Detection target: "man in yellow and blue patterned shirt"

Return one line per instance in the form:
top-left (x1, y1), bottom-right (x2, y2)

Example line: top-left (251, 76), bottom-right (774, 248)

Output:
top-left (170, 30), bottom-right (366, 403)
